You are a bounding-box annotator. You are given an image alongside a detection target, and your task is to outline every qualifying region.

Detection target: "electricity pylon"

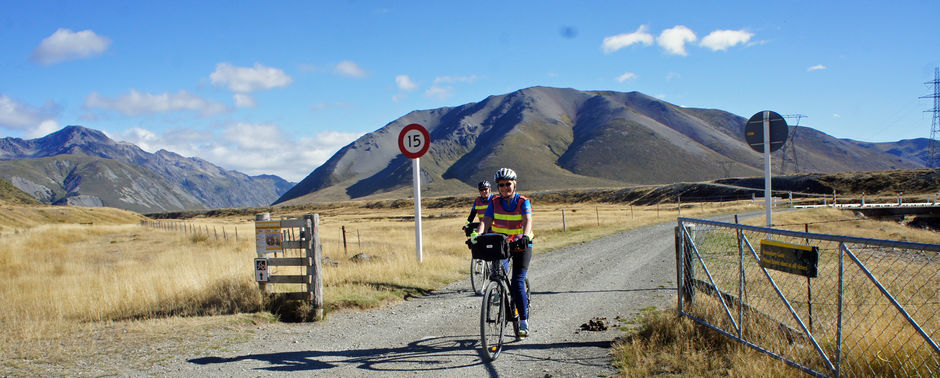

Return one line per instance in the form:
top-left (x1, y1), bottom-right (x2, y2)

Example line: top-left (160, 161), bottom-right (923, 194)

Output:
top-left (921, 67), bottom-right (940, 168)
top-left (780, 114), bottom-right (806, 174)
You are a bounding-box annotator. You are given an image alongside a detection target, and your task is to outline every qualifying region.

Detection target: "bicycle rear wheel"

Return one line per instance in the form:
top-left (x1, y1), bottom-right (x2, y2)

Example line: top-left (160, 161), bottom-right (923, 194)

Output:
top-left (480, 280), bottom-right (506, 361)
top-left (470, 258), bottom-right (488, 295)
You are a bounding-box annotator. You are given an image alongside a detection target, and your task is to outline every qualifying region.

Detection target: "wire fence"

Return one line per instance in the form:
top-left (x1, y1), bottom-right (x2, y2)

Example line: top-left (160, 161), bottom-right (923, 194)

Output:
top-left (140, 219), bottom-right (240, 241)
top-left (676, 217), bottom-right (939, 377)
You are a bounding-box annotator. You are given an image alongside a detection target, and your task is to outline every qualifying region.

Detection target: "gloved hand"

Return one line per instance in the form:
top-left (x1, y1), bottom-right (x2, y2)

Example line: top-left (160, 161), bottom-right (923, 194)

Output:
top-left (465, 220), bottom-right (470, 226)
top-left (469, 231), bottom-right (479, 244)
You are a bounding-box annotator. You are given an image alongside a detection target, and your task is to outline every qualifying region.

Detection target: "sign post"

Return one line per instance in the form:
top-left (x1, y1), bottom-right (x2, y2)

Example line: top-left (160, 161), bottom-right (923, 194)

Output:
top-left (398, 123), bottom-right (430, 262)
top-left (745, 111), bottom-right (788, 227)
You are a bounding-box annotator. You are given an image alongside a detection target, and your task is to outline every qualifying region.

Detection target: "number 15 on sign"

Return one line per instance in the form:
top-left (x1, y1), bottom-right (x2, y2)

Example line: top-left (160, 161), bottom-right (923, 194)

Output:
top-left (397, 123), bottom-right (430, 263)
top-left (398, 123), bottom-right (430, 159)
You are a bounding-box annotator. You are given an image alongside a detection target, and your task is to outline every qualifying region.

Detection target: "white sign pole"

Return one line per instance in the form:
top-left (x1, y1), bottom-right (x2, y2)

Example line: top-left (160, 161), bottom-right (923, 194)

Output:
top-left (413, 157), bottom-right (423, 263)
top-left (763, 111), bottom-right (773, 227)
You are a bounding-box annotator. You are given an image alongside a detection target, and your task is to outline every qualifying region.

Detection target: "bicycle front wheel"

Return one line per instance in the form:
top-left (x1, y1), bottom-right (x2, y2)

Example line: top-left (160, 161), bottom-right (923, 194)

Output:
top-left (480, 280), bottom-right (506, 361)
top-left (470, 258), bottom-right (487, 295)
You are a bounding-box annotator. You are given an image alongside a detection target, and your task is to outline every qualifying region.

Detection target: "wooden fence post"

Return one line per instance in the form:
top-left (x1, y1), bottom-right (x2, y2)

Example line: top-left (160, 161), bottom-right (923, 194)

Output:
top-left (306, 213), bottom-right (325, 321)
top-left (562, 209), bottom-right (567, 232)
top-left (341, 225), bottom-right (348, 255)
top-left (255, 212), bottom-right (270, 292)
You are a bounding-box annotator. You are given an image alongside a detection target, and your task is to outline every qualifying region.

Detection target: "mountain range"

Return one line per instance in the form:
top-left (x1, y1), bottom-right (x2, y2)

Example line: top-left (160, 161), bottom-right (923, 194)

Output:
top-left (0, 126), bottom-right (293, 213)
top-left (274, 86), bottom-right (925, 205)
top-left (0, 87), bottom-right (928, 212)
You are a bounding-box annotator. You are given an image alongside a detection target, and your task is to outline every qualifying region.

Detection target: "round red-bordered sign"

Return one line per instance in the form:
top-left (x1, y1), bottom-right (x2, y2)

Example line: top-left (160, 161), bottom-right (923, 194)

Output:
top-left (398, 123), bottom-right (430, 159)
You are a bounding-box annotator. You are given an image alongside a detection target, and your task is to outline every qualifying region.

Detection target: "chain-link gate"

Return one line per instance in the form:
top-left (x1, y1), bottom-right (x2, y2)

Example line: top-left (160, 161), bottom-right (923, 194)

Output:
top-left (676, 217), bottom-right (940, 377)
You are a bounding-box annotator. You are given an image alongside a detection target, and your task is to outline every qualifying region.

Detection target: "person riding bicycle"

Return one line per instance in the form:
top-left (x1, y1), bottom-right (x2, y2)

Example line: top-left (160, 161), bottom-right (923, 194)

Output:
top-left (465, 180), bottom-right (493, 229)
top-left (475, 167), bottom-right (533, 338)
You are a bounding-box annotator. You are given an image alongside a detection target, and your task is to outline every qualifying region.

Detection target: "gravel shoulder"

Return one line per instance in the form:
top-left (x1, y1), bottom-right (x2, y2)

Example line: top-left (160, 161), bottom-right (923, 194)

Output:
top-left (144, 219), bottom-right (695, 377)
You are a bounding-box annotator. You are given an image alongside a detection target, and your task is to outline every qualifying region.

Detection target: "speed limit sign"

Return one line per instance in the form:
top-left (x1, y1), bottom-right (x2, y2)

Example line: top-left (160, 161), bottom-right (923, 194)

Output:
top-left (398, 123), bottom-right (430, 159)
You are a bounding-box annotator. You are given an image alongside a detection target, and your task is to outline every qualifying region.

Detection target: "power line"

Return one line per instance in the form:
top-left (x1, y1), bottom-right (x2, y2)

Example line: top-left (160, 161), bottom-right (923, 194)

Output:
top-left (921, 67), bottom-right (940, 168)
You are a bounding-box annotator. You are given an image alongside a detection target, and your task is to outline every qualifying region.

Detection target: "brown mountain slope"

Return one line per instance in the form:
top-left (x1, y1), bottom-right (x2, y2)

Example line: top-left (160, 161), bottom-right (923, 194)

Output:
top-left (275, 86), bottom-right (923, 205)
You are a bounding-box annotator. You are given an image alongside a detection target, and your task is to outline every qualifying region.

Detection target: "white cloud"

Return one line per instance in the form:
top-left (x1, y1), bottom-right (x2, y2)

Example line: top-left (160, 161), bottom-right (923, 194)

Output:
top-left (210, 62), bottom-right (292, 93)
top-left (84, 89), bottom-right (228, 116)
top-left (395, 75), bottom-right (418, 90)
top-left (31, 28), bottom-right (111, 65)
top-left (833, 113), bottom-right (841, 118)
top-left (425, 86), bottom-right (454, 100)
top-left (602, 25), bottom-right (654, 54)
top-left (118, 123), bottom-right (364, 181)
top-left (657, 25), bottom-right (697, 56)
top-left (334, 60), bottom-right (367, 78)
top-left (121, 127), bottom-right (160, 151)
top-left (0, 95), bottom-right (61, 132)
top-left (616, 72), bottom-right (637, 82)
top-left (27, 120), bottom-right (61, 138)
top-left (666, 72), bottom-right (681, 81)
top-left (233, 93), bottom-right (256, 108)
top-left (808, 64), bottom-right (827, 71)
top-left (700, 29), bottom-right (753, 51)
top-left (224, 122), bottom-right (284, 150)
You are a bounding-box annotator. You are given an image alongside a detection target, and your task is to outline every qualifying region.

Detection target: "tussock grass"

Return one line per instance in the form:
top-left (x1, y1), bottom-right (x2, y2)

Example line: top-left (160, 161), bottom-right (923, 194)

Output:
top-left (612, 304), bottom-right (791, 377)
top-left (613, 206), bottom-right (940, 377)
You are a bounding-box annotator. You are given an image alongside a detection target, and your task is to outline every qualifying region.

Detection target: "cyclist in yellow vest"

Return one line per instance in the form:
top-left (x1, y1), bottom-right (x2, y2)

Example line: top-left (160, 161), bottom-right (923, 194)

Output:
top-left (476, 167), bottom-right (533, 338)
top-left (466, 180), bottom-right (493, 225)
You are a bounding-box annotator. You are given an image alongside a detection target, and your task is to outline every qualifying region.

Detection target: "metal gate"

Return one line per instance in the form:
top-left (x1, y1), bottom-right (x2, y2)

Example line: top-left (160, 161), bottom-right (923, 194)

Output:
top-left (675, 217), bottom-right (939, 377)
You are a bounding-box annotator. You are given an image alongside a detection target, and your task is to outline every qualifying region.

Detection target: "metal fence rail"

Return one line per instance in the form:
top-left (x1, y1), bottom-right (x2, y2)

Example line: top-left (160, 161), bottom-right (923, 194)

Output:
top-left (676, 217), bottom-right (940, 377)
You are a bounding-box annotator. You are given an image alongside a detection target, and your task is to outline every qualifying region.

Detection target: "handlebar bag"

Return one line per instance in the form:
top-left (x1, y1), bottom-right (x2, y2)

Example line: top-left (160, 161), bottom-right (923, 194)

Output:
top-left (472, 233), bottom-right (509, 261)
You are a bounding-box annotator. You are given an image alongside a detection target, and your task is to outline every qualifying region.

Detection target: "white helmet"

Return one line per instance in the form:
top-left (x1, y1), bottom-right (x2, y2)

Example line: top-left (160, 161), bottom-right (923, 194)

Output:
top-left (494, 167), bottom-right (517, 182)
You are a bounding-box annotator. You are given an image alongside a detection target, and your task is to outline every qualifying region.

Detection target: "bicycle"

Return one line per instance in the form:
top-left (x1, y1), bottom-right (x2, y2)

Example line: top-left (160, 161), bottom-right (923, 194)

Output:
top-left (463, 222), bottom-right (488, 295)
top-left (472, 233), bottom-right (531, 361)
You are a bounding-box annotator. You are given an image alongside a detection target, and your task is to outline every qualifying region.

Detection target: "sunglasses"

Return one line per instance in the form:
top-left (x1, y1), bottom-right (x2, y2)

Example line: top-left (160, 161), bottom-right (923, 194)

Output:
top-left (497, 182), bottom-right (513, 188)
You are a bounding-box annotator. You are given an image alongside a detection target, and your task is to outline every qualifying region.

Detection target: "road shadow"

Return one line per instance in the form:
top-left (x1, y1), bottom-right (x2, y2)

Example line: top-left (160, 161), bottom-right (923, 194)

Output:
top-left (188, 335), bottom-right (612, 374)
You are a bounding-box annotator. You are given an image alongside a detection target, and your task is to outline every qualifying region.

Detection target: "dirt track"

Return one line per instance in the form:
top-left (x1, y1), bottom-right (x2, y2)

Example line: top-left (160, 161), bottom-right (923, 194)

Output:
top-left (142, 218), bottom-right (713, 376)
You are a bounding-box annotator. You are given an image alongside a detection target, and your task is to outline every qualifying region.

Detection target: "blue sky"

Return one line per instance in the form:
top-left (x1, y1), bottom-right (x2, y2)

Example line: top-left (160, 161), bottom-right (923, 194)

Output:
top-left (1, 1), bottom-right (938, 182)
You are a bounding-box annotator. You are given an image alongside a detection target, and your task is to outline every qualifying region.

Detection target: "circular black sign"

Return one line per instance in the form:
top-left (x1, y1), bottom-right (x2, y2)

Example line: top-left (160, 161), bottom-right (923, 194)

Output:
top-left (745, 111), bottom-right (788, 153)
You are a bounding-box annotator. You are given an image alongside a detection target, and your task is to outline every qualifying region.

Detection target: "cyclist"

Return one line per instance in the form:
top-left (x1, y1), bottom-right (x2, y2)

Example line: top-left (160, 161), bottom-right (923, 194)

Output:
top-left (466, 180), bottom-right (493, 227)
top-left (474, 167), bottom-right (533, 338)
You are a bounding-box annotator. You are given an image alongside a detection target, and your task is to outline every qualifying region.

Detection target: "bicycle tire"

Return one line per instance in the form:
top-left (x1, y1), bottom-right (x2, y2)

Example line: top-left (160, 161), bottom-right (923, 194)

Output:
top-left (480, 280), bottom-right (506, 361)
top-left (470, 258), bottom-right (487, 295)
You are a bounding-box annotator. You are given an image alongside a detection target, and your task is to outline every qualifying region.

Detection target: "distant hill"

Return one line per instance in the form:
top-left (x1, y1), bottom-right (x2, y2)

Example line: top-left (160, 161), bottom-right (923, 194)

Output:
top-left (275, 86), bottom-right (924, 205)
top-left (846, 138), bottom-right (932, 166)
top-left (0, 126), bottom-right (294, 213)
top-left (0, 176), bottom-right (42, 205)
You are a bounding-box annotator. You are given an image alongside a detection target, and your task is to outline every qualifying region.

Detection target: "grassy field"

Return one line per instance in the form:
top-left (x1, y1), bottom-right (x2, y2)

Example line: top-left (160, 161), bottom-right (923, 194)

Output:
top-left (1, 197), bottom-right (936, 375)
top-left (0, 197), bottom-right (758, 374)
top-left (611, 207), bottom-right (940, 376)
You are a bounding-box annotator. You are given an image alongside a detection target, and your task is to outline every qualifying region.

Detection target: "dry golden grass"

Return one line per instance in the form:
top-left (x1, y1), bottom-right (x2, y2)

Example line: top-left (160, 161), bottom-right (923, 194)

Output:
top-left (613, 206), bottom-right (940, 377)
top-left (758, 207), bottom-right (940, 244)
top-left (0, 199), bottom-right (761, 374)
top-left (3, 199), bottom-right (935, 375)
top-left (0, 203), bottom-right (143, 233)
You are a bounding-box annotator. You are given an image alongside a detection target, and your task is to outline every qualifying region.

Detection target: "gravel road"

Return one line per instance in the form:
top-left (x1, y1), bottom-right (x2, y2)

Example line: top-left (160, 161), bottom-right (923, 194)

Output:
top-left (146, 219), bottom-right (700, 377)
